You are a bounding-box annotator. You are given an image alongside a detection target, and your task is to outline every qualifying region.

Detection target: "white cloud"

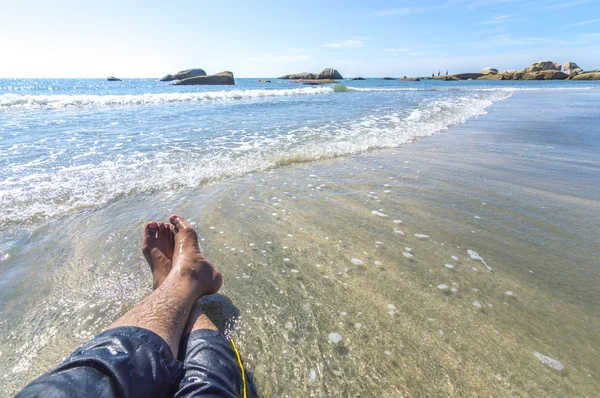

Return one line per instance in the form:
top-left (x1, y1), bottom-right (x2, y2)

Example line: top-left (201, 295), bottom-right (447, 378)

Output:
top-left (477, 15), bottom-right (514, 25)
top-left (562, 18), bottom-right (600, 28)
top-left (322, 39), bottom-right (365, 48)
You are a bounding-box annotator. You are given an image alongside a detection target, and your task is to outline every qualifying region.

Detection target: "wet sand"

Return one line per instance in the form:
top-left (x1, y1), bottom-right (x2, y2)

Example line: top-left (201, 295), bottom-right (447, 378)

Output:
top-left (1, 90), bottom-right (599, 396)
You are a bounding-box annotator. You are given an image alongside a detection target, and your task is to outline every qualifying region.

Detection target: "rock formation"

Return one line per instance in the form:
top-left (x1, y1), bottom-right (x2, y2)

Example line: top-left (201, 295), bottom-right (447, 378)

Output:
top-left (563, 62), bottom-right (582, 75)
top-left (524, 61), bottom-right (561, 73)
top-left (107, 76), bottom-right (122, 81)
top-left (316, 68), bottom-right (343, 80)
top-left (160, 68), bottom-right (207, 82)
top-left (521, 71), bottom-right (568, 80)
top-left (482, 67), bottom-right (499, 75)
top-left (278, 68), bottom-right (342, 80)
top-left (258, 79), bottom-right (271, 83)
top-left (172, 71), bottom-right (234, 85)
top-left (477, 74), bottom-right (504, 80)
top-left (572, 72), bottom-right (600, 80)
top-left (382, 77), bottom-right (396, 80)
top-left (352, 77), bottom-right (365, 80)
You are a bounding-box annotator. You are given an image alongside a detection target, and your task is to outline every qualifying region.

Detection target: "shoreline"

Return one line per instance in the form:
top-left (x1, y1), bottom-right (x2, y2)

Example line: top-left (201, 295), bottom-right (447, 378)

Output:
top-left (1, 88), bottom-right (599, 396)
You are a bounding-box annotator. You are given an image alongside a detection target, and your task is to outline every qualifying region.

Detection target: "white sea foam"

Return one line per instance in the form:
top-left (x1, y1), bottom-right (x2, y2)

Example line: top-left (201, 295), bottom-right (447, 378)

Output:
top-left (0, 86), bottom-right (334, 110)
top-left (1, 87), bottom-right (514, 225)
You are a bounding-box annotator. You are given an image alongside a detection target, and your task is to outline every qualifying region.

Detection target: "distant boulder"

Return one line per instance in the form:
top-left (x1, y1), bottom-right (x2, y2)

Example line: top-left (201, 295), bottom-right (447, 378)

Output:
top-left (452, 73), bottom-right (484, 80)
top-left (382, 77), bottom-right (396, 80)
top-left (522, 71), bottom-right (568, 80)
top-left (572, 72), bottom-right (600, 80)
top-left (172, 71), bottom-right (234, 85)
top-left (582, 68), bottom-right (600, 73)
top-left (160, 68), bottom-right (207, 82)
top-left (524, 61), bottom-right (561, 73)
top-left (477, 74), bottom-right (505, 80)
top-left (107, 76), bottom-right (121, 81)
top-left (352, 77), bottom-right (365, 80)
top-left (278, 72), bottom-right (315, 79)
top-left (401, 77), bottom-right (420, 81)
top-left (258, 79), bottom-right (271, 83)
top-left (563, 62), bottom-right (582, 75)
top-left (481, 67), bottom-right (499, 75)
top-left (316, 68), bottom-right (343, 80)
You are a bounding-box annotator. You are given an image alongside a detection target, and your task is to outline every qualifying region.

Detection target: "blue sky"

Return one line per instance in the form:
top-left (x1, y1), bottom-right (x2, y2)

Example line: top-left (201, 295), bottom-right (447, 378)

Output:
top-left (1, 0), bottom-right (599, 78)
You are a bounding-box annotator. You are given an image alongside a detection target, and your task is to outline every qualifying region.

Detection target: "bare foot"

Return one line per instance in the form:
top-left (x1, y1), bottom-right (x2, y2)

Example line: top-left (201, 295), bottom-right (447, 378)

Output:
top-left (169, 214), bottom-right (222, 298)
top-left (142, 221), bottom-right (174, 290)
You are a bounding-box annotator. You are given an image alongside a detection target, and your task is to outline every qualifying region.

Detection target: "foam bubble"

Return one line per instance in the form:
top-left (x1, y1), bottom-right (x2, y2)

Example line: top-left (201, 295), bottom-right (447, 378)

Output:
top-left (371, 211), bottom-right (388, 217)
top-left (328, 332), bottom-right (342, 344)
top-left (534, 352), bottom-right (565, 371)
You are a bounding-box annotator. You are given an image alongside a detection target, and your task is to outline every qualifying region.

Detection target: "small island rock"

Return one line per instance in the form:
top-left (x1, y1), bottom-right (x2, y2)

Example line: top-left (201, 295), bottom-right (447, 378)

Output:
top-left (563, 62), bottom-right (582, 75)
top-left (107, 76), bottom-right (122, 81)
top-left (278, 72), bottom-right (315, 79)
top-left (524, 61), bottom-right (561, 73)
top-left (482, 67), bottom-right (499, 75)
top-left (572, 72), bottom-right (600, 80)
top-left (316, 68), bottom-right (343, 80)
top-left (382, 77), bottom-right (396, 80)
top-left (172, 71), bottom-right (235, 85)
top-left (352, 77), bottom-right (365, 80)
top-left (160, 68), bottom-right (207, 82)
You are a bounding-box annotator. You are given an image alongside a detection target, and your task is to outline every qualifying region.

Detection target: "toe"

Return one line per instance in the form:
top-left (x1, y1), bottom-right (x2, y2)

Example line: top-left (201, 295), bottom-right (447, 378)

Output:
top-left (170, 214), bottom-right (192, 232)
top-left (145, 222), bottom-right (158, 237)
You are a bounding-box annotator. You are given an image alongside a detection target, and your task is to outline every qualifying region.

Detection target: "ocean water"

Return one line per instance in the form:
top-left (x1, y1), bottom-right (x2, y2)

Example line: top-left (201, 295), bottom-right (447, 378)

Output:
top-left (1, 78), bottom-right (599, 396)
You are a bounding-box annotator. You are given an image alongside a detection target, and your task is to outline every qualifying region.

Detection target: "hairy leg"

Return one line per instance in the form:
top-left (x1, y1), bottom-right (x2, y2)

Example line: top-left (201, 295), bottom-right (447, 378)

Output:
top-left (108, 215), bottom-right (222, 357)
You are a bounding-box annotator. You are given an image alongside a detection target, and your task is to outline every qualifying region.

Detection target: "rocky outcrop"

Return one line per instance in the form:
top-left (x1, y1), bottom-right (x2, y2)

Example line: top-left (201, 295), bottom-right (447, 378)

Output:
top-left (258, 79), bottom-right (271, 83)
top-left (382, 77), bottom-right (396, 80)
top-left (477, 74), bottom-right (504, 80)
top-left (107, 76), bottom-right (121, 81)
top-left (160, 68), bottom-right (207, 82)
top-left (524, 61), bottom-right (561, 73)
top-left (316, 68), bottom-right (343, 80)
top-left (443, 76), bottom-right (459, 81)
top-left (451, 73), bottom-right (484, 80)
top-left (572, 72), bottom-right (600, 80)
top-left (172, 71), bottom-right (234, 85)
top-left (401, 77), bottom-right (420, 81)
top-left (482, 67), bottom-right (499, 75)
top-left (521, 71), bottom-right (568, 80)
top-left (352, 77), bottom-right (365, 80)
top-left (279, 68), bottom-right (342, 80)
top-left (563, 62), bottom-right (582, 75)
top-left (278, 72), bottom-right (315, 79)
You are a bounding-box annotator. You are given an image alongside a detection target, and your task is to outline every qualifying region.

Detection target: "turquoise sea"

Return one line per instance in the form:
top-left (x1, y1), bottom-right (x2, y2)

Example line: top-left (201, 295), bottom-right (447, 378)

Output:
top-left (1, 78), bottom-right (599, 396)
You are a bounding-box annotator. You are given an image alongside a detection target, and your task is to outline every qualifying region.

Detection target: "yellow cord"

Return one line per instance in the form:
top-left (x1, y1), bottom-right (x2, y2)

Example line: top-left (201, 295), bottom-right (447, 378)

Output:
top-left (230, 338), bottom-right (247, 398)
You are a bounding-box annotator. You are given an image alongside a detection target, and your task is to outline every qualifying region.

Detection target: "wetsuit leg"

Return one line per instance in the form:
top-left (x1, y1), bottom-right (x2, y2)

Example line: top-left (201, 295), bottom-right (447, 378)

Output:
top-left (17, 326), bottom-right (183, 398)
top-left (175, 329), bottom-right (257, 398)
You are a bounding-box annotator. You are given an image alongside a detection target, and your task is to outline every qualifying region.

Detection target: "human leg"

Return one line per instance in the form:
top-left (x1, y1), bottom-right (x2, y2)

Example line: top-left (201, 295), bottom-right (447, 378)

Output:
top-left (108, 214), bottom-right (222, 358)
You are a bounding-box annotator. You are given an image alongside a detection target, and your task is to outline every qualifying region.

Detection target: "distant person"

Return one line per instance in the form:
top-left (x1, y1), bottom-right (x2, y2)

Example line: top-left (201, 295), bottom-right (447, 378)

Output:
top-left (432, 73), bottom-right (435, 77)
top-left (438, 70), bottom-right (441, 76)
top-left (17, 215), bottom-right (256, 398)
top-left (446, 70), bottom-right (448, 76)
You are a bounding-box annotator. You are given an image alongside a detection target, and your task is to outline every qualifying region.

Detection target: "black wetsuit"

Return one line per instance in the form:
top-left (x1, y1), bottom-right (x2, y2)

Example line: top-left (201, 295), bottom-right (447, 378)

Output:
top-left (17, 326), bottom-right (256, 397)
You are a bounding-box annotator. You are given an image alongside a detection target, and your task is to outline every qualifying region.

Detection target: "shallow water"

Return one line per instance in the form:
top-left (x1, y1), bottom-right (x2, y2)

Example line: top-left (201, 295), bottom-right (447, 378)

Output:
top-left (1, 81), bottom-right (599, 396)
